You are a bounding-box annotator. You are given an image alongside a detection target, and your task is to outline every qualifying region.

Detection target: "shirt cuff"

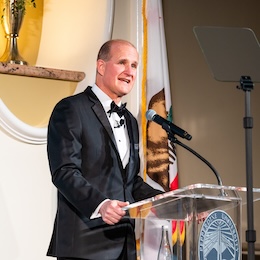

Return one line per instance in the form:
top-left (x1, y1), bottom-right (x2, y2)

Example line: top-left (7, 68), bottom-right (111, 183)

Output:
top-left (90, 199), bottom-right (110, 219)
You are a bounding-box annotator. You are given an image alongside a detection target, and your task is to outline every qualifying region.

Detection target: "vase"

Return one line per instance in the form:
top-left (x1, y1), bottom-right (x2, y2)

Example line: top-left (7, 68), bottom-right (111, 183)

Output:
top-left (0, 0), bottom-right (27, 65)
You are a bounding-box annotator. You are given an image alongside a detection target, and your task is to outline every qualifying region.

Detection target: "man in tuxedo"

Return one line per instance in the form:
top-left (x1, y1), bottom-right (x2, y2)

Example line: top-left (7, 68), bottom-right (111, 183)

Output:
top-left (47, 39), bottom-right (163, 260)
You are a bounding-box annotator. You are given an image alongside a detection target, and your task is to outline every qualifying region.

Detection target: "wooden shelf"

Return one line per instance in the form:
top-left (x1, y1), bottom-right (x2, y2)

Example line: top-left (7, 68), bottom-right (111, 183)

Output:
top-left (0, 62), bottom-right (85, 82)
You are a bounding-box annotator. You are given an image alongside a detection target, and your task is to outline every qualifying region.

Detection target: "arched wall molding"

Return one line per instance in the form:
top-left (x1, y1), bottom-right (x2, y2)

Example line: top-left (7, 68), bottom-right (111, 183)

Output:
top-left (0, 0), bottom-right (114, 145)
top-left (0, 98), bottom-right (47, 144)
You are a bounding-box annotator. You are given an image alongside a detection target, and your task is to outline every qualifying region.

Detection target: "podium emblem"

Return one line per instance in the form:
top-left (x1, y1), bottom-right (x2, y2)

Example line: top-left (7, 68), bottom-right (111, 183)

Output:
top-left (198, 210), bottom-right (240, 260)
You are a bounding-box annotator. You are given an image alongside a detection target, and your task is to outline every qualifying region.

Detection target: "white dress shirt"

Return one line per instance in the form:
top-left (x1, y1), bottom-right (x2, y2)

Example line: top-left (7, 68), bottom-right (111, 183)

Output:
top-left (90, 84), bottom-right (130, 218)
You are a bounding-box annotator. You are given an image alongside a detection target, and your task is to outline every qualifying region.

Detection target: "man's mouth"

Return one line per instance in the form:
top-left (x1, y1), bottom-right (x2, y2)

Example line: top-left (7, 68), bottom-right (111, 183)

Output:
top-left (119, 78), bottom-right (130, 84)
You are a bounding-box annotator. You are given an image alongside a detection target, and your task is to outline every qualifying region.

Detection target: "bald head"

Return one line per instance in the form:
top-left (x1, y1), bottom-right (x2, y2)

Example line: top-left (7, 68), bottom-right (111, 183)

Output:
top-left (97, 39), bottom-right (137, 62)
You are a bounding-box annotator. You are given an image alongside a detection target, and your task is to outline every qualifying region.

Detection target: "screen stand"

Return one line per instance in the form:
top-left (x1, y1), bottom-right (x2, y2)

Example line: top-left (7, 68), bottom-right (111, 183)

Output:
top-left (237, 76), bottom-right (256, 259)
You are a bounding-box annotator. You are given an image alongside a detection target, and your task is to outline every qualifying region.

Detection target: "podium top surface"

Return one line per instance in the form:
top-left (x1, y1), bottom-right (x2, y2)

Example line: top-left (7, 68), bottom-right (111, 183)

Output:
top-left (193, 26), bottom-right (260, 83)
top-left (124, 183), bottom-right (260, 220)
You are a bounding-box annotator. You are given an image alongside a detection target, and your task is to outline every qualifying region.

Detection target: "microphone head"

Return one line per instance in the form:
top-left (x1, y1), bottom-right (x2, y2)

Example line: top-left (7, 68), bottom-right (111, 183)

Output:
top-left (146, 109), bottom-right (156, 121)
top-left (119, 119), bottom-right (124, 126)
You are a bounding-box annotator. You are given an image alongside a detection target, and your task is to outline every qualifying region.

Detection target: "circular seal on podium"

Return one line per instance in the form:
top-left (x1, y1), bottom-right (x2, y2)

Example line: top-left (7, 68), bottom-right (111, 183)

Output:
top-left (198, 210), bottom-right (240, 260)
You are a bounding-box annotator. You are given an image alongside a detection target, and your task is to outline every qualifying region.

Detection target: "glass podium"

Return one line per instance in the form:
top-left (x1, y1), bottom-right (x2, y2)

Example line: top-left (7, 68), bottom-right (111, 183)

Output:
top-left (123, 183), bottom-right (260, 260)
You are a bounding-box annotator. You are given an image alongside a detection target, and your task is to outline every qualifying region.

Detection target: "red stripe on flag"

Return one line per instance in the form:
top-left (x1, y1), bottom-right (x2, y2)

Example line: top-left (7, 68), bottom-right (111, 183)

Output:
top-left (170, 174), bottom-right (178, 191)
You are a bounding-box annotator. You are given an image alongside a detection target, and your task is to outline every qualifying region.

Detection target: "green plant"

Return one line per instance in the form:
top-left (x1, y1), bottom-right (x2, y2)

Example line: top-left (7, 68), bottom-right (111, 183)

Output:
top-left (1, 0), bottom-right (36, 19)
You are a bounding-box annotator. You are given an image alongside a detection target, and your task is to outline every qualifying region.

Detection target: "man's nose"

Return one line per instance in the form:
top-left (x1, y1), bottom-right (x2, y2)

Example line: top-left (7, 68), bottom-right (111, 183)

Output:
top-left (124, 64), bottom-right (135, 75)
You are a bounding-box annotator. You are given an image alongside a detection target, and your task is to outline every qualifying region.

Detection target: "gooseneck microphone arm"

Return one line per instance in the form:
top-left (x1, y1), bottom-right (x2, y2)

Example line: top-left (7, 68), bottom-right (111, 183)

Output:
top-left (163, 123), bottom-right (224, 187)
top-left (146, 109), bottom-right (224, 188)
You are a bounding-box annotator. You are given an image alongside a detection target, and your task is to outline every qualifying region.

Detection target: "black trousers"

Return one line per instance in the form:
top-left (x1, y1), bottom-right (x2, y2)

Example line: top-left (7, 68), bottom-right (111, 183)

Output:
top-left (57, 248), bottom-right (131, 260)
top-left (57, 222), bottom-right (136, 260)
top-left (57, 249), bottom-right (131, 260)
top-left (57, 236), bottom-right (136, 260)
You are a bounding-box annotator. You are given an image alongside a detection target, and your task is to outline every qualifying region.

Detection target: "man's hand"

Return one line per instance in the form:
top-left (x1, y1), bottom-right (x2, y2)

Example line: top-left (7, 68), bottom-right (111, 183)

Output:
top-left (99, 200), bottom-right (129, 225)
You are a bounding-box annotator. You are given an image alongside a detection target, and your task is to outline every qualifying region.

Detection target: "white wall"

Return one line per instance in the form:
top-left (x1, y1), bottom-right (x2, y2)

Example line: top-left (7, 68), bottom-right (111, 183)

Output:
top-left (0, 130), bottom-right (55, 259)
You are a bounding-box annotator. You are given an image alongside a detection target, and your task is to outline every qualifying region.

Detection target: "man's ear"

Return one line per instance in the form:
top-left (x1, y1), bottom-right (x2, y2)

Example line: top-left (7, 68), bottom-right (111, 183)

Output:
top-left (97, 59), bottom-right (106, 76)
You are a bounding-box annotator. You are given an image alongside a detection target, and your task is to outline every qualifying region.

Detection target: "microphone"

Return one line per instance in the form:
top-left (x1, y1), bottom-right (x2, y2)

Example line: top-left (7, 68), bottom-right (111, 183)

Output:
top-left (146, 109), bottom-right (192, 140)
top-left (114, 119), bottom-right (125, 128)
top-left (146, 110), bottom-right (224, 190)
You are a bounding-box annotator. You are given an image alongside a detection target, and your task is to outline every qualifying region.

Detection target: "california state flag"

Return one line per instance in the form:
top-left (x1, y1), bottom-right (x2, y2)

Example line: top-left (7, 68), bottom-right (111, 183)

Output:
top-left (139, 0), bottom-right (184, 259)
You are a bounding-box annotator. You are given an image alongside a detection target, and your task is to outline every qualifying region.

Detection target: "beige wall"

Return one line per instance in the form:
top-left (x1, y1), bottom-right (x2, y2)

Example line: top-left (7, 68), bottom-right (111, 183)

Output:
top-left (162, 0), bottom-right (260, 247)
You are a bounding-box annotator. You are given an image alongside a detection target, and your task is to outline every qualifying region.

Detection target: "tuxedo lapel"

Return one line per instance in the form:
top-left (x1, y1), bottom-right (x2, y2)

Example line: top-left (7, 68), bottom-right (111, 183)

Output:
top-left (86, 87), bottom-right (120, 159)
top-left (124, 112), bottom-right (139, 179)
top-left (125, 111), bottom-right (139, 150)
top-left (125, 112), bottom-right (134, 149)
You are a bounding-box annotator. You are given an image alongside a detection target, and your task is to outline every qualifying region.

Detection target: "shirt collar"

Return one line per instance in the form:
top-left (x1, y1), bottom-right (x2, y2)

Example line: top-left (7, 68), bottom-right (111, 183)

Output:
top-left (92, 84), bottom-right (122, 112)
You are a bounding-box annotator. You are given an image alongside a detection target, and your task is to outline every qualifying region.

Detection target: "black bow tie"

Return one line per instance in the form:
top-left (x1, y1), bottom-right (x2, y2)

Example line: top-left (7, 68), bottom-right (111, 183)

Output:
top-left (107, 101), bottom-right (127, 118)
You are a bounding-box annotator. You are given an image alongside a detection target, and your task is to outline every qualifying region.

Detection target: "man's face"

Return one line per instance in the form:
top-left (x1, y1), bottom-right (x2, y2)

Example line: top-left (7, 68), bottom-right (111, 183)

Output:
top-left (97, 42), bottom-right (139, 100)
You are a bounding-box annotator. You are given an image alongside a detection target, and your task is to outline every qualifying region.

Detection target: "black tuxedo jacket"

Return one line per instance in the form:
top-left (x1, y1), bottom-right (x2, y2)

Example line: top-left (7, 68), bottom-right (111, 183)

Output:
top-left (47, 87), bottom-right (162, 259)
